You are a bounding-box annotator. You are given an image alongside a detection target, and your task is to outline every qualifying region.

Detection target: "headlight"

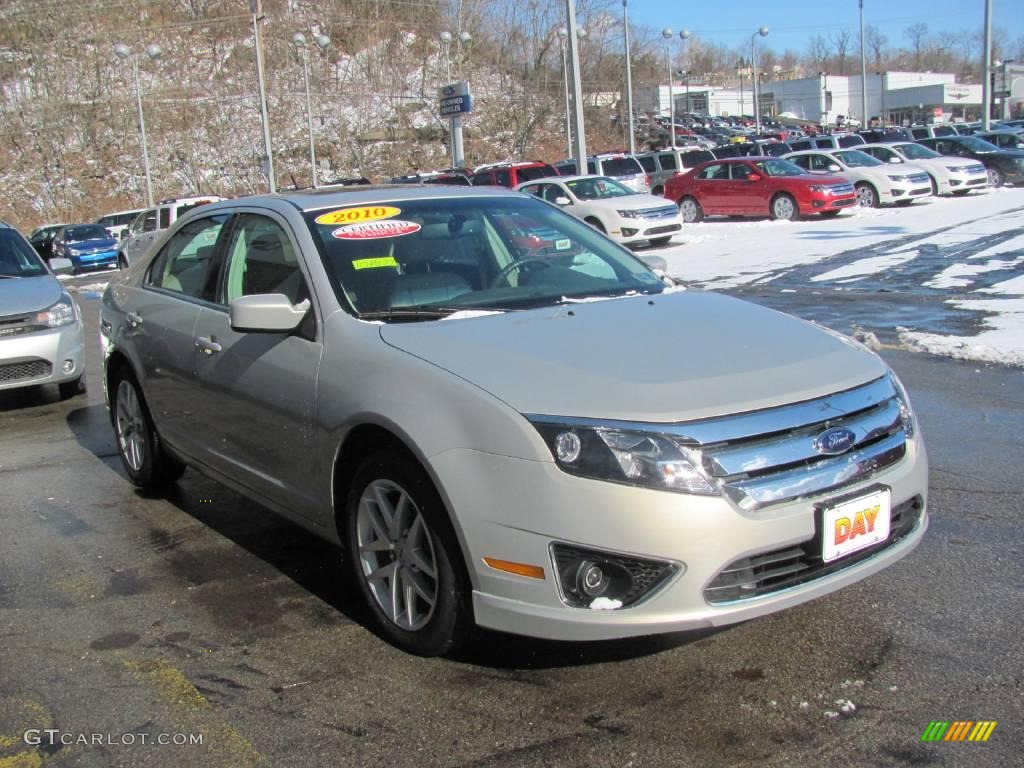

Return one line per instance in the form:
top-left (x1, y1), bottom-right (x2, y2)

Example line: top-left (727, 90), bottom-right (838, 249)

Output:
top-left (616, 209), bottom-right (640, 218)
top-left (530, 419), bottom-right (717, 495)
top-left (946, 165), bottom-right (965, 172)
top-left (34, 293), bottom-right (77, 328)
top-left (888, 372), bottom-right (916, 439)
top-left (887, 174), bottom-right (908, 182)
top-left (808, 184), bottom-right (830, 193)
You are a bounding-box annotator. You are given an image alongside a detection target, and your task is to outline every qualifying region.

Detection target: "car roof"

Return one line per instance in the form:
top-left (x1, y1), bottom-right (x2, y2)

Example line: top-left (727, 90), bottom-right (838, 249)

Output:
top-left (197, 184), bottom-right (526, 216)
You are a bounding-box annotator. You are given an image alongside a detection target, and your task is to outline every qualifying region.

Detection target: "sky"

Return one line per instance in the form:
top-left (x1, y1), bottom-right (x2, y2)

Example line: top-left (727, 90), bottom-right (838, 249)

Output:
top-left (624, 0), bottom-right (1024, 58)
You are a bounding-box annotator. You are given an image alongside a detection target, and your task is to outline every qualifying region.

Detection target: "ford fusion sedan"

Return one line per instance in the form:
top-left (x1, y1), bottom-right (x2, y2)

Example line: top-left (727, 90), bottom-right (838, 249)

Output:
top-left (53, 224), bottom-right (119, 272)
top-left (785, 149), bottom-right (932, 207)
top-left (100, 185), bottom-right (927, 655)
top-left (516, 175), bottom-right (682, 246)
top-left (917, 136), bottom-right (1024, 187)
top-left (0, 222), bottom-right (85, 398)
top-left (663, 157), bottom-right (856, 222)
top-left (859, 142), bottom-right (988, 196)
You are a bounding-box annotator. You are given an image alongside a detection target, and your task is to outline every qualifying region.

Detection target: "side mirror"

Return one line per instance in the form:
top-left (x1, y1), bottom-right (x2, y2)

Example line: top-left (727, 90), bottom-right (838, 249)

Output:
top-left (888, 156), bottom-right (903, 164)
top-left (48, 258), bottom-right (73, 275)
top-left (554, 196), bottom-right (571, 206)
top-left (637, 254), bottom-right (668, 272)
top-left (746, 173), bottom-right (762, 182)
top-left (230, 294), bottom-right (310, 333)
top-left (827, 164), bottom-right (841, 172)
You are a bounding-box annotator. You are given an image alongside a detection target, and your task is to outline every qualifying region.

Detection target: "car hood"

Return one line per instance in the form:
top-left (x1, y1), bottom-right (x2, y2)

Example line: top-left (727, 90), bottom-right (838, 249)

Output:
top-left (379, 292), bottom-right (888, 422)
top-left (68, 237), bottom-right (117, 250)
top-left (0, 275), bottom-right (62, 316)
top-left (790, 174), bottom-right (850, 186)
top-left (586, 195), bottom-right (677, 211)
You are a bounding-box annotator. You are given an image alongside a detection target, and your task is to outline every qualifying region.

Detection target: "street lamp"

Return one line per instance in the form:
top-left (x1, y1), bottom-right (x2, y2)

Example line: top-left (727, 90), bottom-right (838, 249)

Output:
top-left (113, 42), bottom-right (162, 207)
top-left (876, 71), bottom-right (887, 126)
top-left (622, 1), bottom-right (635, 154)
top-left (662, 28), bottom-right (676, 149)
top-left (677, 69), bottom-right (690, 118)
top-left (439, 31), bottom-right (453, 81)
top-left (737, 60), bottom-right (745, 118)
top-left (750, 26), bottom-right (768, 134)
top-left (557, 28), bottom-right (572, 157)
top-left (819, 71), bottom-right (830, 129)
top-left (858, 0), bottom-right (867, 128)
top-left (293, 32), bottom-right (330, 189)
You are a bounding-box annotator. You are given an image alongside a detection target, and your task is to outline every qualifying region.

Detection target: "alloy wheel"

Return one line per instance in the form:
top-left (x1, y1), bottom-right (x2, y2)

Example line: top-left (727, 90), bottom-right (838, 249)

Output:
top-left (680, 198), bottom-right (701, 223)
top-left (356, 479), bottom-right (439, 631)
top-left (115, 380), bottom-right (146, 472)
top-left (772, 196), bottom-right (796, 220)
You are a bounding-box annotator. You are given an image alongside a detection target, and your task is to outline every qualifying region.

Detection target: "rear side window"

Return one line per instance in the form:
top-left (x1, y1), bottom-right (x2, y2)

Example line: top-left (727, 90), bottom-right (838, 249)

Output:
top-left (656, 153), bottom-right (677, 170)
top-left (814, 138), bottom-right (835, 149)
top-left (912, 128), bottom-right (928, 139)
top-left (636, 155), bottom-right (657, 172)
top-left (681, 150), bottom-right (713, 168)
top-left (789, 139), bottom-right (812, 151)
top-left (147, 214), bottom-right (229, 299)
top-left (555, 162), bottom-right (577, 175)
top-left (494, 170), bottom-right (512, 187)
top-left (515, 165), bottom-right (557, 183)
top-left (837, 135), bottom-right (865, 147)
top-left (599, 158), bottom-right (643, 176)
top-left (471, 173), bottom-right (494, 186)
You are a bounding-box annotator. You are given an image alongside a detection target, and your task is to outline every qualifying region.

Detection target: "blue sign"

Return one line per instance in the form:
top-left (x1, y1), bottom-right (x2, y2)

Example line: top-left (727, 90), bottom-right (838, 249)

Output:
top-left (438, 81), bottom-right (472, 117)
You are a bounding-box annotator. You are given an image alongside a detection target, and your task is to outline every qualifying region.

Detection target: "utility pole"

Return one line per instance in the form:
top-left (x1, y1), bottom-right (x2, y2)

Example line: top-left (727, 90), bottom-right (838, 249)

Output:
top-left (566, 0), bottom-right (587, 171)
top-left (982, 0), bottom-right (993, 129)
top-left (623, 1), bottom-right (635, 154)
top-left (251, 0), bottom-right (275, 193)
top-left (859, 0), bottom-right (868, 126)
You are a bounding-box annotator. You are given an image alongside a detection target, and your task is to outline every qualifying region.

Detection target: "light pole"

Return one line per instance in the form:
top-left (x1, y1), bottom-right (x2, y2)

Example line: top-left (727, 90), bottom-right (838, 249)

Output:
top-left (251, 0), bottom-right (275, 193)
top-left (998, 60), bottom-right (1016, 120)
top-left (820, 71), bottom-right (830, 129)
top-left (622, 1), bottom-right (635, 153)
top-left (876, 71), bottom-right (887, 125)
top-left (679, 29), bottom-right (690, 121)
top-left (557, 28), bottom-right (572, 158)
top-left (662, 28), bottom-right (675, 149)
top-left (737, 60), bottom-right (745, 118)
top-left (678, 70), bottom-right (690, 119)
top-left (439, 31), bottom-right (452, 82)
top-left (751, 27), bottom-right (768, 134)
top-left (113, 42), bottom-right (161, 207)
top-left (859, 0), bottom-right (868, 127)
top-left (293, 32), bottom-right (330, 189)
top-left (439, 30), bottom-right (473, 168)
top-left (982, 0), bottom-right (993, 129)
top-left (565, 1), bottom-right (588, 170)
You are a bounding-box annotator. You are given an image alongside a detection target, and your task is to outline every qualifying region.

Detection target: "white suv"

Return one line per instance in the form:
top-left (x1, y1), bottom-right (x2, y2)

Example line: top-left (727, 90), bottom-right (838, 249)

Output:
top-left (118, 195), bottom-right (224, 267)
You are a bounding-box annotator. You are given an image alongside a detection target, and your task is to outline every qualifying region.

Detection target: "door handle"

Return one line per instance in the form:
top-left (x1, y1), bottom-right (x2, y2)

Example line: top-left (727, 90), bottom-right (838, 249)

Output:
top-left (126, 312), bottom-right (143, 327)
top-left (195, 336), bottom-right (222, 355)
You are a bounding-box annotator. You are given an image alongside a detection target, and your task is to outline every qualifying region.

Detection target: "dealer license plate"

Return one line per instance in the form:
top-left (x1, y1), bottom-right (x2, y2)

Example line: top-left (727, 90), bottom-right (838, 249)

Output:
top-left (822, 489), bottom-right (891, 563)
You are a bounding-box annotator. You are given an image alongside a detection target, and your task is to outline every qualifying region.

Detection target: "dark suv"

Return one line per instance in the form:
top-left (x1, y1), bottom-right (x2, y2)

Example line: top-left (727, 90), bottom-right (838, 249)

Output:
top-left (470, 161), bottom-right (559, 187)
top-left (917, 135), bottom-right (1024, 187)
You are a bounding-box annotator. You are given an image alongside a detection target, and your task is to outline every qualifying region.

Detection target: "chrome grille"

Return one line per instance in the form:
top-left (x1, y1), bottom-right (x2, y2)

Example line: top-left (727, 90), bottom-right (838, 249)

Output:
top-left (908, 173), bottom-right (930, 185)
top-left (636, 206), bottom-right (680, 220)
top-left (0, 313), bottom-right (46, 338)
top-left (672, 376), bottom-right (907, 511)
top-left (829, 183), bottom-right (854, 195)
top-left (0, 358), bottom-right (52, 382)
top-left (966, 164), bottom-right (986, 174)
top-left (704, 496), bottom-right (922, 603)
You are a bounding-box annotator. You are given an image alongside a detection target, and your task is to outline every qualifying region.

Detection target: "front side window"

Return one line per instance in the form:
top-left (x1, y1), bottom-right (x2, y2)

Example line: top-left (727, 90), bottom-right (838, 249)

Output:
top-left (158, 208), bottom-right (172, 229)
top-left (754, 158), bottom-right (807, 177)
top-left (730, 163), bottom-right (754, 180)
top-left (221, 215), bottom-right (308, 306)
top-left (698, 163), bottom-right (727, 180)
top-left (0, 231), bottom-right (48, 277)
top-left (657, 153), bottom-right (678, 170)
top-left (833, 150), bottom-right (883, 168)
top-left (896, 143), bottom-right (941, 160)
top-left (636, 155), bottom-right (657, 172)
top-left (135, 210), bottom-right (156, 234)
top-left (147, 214), bottom-right (229, 299)
top-left (565, 177), bottom-right (633, 200)
top-left (495, 170), bottom-right (512, 187)
top-left (303, 197), bottom-right (663, 319)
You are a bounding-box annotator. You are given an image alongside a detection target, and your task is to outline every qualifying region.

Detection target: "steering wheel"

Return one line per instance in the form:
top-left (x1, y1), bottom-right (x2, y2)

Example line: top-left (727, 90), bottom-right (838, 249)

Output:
top-left (489, 257), bottom-right (551, 288)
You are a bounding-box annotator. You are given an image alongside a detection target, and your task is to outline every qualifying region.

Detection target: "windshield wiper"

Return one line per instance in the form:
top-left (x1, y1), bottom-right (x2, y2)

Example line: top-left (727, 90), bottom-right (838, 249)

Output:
top-left (0, 274), bottom-right (23, 279)
top-left (358, 306), bottom-right (472, 322)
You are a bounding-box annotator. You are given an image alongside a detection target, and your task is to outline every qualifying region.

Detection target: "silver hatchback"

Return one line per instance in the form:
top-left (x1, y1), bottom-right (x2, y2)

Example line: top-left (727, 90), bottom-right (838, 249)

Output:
top-left (101, 186), bottom-right (927, 656)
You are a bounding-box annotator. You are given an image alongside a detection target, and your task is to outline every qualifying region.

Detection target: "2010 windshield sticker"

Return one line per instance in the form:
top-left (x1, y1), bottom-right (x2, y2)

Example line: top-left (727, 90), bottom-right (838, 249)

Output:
top-left (315, 205), bottom-right (401, 226)
top-left (332, 220), bottom-right (421, 240)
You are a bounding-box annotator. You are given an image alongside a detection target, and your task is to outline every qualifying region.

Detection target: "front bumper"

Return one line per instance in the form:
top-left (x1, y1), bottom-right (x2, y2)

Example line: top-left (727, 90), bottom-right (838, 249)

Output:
top-left (69, 249), bottom-right (118, 270)
top-left (0, 323), bottom-right (85, 391)
top-left (431, 436), bottom-right (928, 641)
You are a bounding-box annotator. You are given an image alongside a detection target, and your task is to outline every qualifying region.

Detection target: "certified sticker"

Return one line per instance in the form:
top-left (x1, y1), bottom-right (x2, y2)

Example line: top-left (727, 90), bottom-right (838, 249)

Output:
top-left (315, 206), bottom-right (401, 226)
top-left (332, 220), bottom-right (421, 240)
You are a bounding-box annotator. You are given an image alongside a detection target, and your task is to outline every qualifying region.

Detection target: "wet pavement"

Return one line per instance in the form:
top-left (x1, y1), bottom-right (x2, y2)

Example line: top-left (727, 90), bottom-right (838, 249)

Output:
top-left (0, 275), bottom-right (1022, 767)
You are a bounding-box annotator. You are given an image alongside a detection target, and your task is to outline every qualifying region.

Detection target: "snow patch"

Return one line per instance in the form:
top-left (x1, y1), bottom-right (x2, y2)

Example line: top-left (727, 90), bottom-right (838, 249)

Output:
top-left (589, 597), bottom-right (623, 610)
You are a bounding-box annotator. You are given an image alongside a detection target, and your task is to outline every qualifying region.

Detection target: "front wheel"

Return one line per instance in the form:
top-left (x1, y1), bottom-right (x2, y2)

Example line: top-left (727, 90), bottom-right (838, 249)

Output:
top-left (111, 370), bottom-right (185, 490)
top-left (117, 253), bottom-right (128, 270)
top-left (770, 194), bottom-right (799, 221)
top-left (679, 197), bottom-right (704, 223)
top-left (345, 452), bottom-right (472, 656)
top-left (987, 167), bottom-right (1004, 187)
top-left (58, 375), bottom-right (86, 400)
top-left (585, 217), bottom-right (606, 233)
top-left (855, 182), bottom-right (879, 208)
top-left (951, 189), bottom-right (971, 196)
top-left (819, 210), bottom-right (842, 218)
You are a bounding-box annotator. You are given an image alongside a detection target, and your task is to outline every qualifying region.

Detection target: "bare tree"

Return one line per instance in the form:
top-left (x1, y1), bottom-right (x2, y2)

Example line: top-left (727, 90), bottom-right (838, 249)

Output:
top-left (905, 23), bottom-right (928, 70)
top-left (830, 29), bottom-right (852, 75)
top-left (806, 34), bottom-right (830, 72)
top-left (865, 24), bottom-right (887, 69)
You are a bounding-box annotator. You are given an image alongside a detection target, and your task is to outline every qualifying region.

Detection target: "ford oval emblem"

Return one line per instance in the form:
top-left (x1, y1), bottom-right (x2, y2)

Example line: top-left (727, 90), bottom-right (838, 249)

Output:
top-left (814, 427), bottom-right (857, 456)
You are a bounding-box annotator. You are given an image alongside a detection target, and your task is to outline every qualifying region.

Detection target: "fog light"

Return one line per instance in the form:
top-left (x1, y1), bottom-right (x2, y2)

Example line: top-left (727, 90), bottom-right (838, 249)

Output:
top-left (950, 179), bottom-right (962, 186)
top-left (812, 200), bottom-right (824, 208)
top-left (554, 431), bottom-right (581, 464)
top-left (892, 189), bottom-right (904, 197)
top-left (551, 543), bottom-right (680, 609)
top-left (62, 359), bottom-right (74, 373)
top-left (621, 227), bottom-right (638, 237)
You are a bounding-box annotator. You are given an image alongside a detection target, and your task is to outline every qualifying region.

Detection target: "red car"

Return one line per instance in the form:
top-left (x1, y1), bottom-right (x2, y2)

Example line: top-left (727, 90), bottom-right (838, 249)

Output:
top-left (664, 156), bottom-right (857, 221)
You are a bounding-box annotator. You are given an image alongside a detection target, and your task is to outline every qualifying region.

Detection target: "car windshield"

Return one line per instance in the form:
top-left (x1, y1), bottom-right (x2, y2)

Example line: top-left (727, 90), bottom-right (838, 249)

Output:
top-left (65, 225), bottom-right (110, 241)
top-left (895, 143), bottom-right (941, 160)
top-left (0, 231), bottom-right (48, 277)
top-left (753, 158), bottom-right (806, 177)
top-left (565, 177), bottom-right (634, 199)
top-left (303, 196), bottom-right (664, 321)
top-left (833, 150), bottom-right (883, 168)
top-left (959, 136), bottom-right (1001, 152)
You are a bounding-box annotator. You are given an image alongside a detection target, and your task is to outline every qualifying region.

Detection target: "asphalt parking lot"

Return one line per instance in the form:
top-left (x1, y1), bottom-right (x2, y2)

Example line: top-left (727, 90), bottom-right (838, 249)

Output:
top-left (1, 279), bottom-right (1022, 768)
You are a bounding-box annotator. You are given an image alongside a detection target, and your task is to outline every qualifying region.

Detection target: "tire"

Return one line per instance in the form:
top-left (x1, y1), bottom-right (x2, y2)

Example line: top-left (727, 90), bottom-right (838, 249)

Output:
top-left (928, 175), bottom-right (938, 196)
top-left (649, 236), bottom-right (672, 246)
top-left (111, 369), bottom-right (185, 490)
top-left (986, 167), bottom-right (1004, 187)
top-left (58, 375), bottom-right (86, 400)
top-left (855, 182), bottom-right (879, 208)
top-left (952, 190), bottom-right (971, 196)
top-left (819, 210), bottom-right (842, 217)
top-left (770, 193), bottom-right (798, 221)
top-left (679, 196), bottom-right (704, 223)
top-left (585, 217), bottom-right (606, 233)
top-left (345, 451), bottom-right (472, 656)
top-left (895, 199), bottom-right (914, 206)
top-left (118, 253), bottom-right (128, 270)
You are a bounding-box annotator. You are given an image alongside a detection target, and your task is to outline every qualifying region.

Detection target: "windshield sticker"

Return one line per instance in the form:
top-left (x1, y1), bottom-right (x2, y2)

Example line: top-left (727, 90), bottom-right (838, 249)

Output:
top-left (555, 238), bottom-right (571, 251)
top-left (332, 220), bottom-right (421, 240)
top-left (352, 256), bottom-right (399, 270)
top-left (316, 205), bottom-right (401, 226)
